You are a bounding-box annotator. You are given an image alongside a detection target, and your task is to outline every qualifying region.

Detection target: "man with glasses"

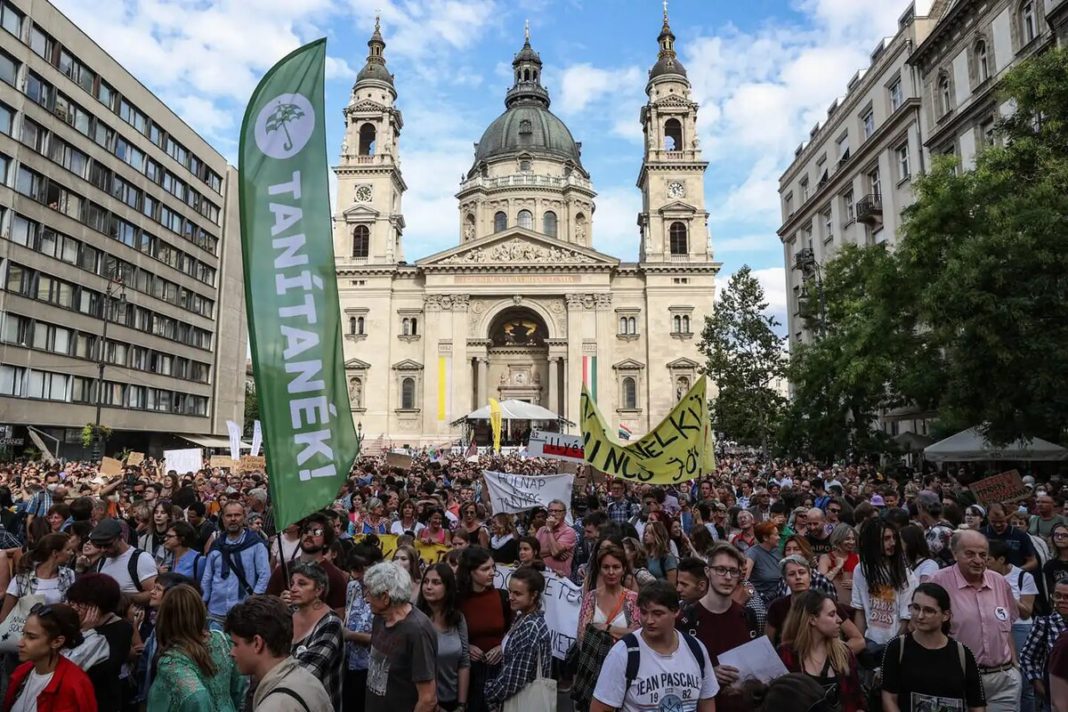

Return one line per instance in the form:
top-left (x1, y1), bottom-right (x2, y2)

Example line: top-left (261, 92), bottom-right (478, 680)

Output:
top-left (929, 530), bottom-right (1022, 712)
top-left (266, 511), bottom-right (349, 615)
top-left (826, 499), bottom-right (843, 525)
top-left (201, 501), bottom-right (270, 630)
top-left (676, 542), bottom-right (759, 712)
top-left (537, 498), bottom-right (577, 577)
top-left (89, 517), bottom-right (157, 605)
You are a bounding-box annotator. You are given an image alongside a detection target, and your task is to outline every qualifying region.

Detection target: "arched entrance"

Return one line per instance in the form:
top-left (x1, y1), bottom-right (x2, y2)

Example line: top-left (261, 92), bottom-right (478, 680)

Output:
top-left (487, 307), bottom-right (549, 404)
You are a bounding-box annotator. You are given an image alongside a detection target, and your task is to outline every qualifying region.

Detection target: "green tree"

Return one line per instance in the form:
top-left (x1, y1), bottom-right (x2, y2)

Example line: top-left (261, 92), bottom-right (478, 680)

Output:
top-left (699, 266), bottom-right (787, 449)
top-left (243, 380), bottom-right (259, 437)
top-left (898, 47), bottom-right (1068, 444)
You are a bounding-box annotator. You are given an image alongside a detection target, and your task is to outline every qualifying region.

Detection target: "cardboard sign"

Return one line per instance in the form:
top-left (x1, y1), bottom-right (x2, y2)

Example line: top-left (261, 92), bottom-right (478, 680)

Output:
top-left (238, 455), bottom-right (266, 473)
top-left (970, 469), bottom-right (1030, 505)
top-left (163, 448), bottom-right (203, 475)
top-left (210, 455), bottom-right (237, 469)
top-left (386, 452), bottom-right (413, 470)
top-left (99, 457), bottom-right (123, 477)
top-left (125, 452), bottom-right (145, 466)
top-left (527, 429), bottom-right (585, 464)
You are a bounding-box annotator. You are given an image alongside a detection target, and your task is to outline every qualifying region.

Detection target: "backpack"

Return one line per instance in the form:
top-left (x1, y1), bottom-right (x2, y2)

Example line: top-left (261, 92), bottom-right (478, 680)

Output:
top-left (97, 548), bottom-right (150, 592)
top-left (622, 631), bottom-right (707, 691)
top-left (265, 687), bottom-right (309, 712)
top-left (677, 601), bottom-right (760, 643)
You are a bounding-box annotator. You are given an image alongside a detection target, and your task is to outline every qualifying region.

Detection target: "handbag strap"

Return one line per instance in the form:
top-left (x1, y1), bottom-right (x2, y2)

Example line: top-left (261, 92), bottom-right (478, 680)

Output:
top-left (603, 592), bottom-right (627, 628)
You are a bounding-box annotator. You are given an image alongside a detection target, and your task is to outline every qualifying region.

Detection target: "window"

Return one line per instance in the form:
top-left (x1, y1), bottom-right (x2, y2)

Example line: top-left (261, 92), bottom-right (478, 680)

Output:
top-left (494, 211), bottom-right (507, 232)
top-left (836, 134), bottom-right (850, 162)
top-left (784, 194), bottom-right (794, 216)
top-left (868, 167), bottom-right (881, 197)
top-left (976, 41), bottom-right (990, 83)
top-left (0, 103), bottom-right (11, 136)
top-left (0, 50), bottom-right (16, 86)
top-left (843, 190), bottom-right (855, 223)
top-left (543, 211), bottom-right (557, 237)
top-left (897, 143), bottom-right (911, 180)
top-left (939, 75), bottom-right (952, 115)
top-left (622, 377), bottom-right (637, 409)
top-left (359, 123), bottom-right (376, 155)
top-left (862, 109), bottom-right (875, 139)
top-left (29, 25), bottom-right (52, 60)
top-left (401, 377), bottom-right (415, 409)
top-left (519, 159), bottom-right (532, 172)
top-left (822, 207), bottom-right (833, 239)
top-left (889, 79), bottom-right (903, 111)
top-left (669, 222), bottom-right (687, 255)
top-left (1021, 1), bottom-right (1037, 44)
top-left (664, 118), bottom-right (682, 151)
top-left (618, 316), bottom-right (637, 335)
top-left (0, 2), bottom-right (22, 37)
top-left (357, 316), bottom-right (365, 335)
top-left (980, 118), bottom-right (996, 146)
top-left (352, 225), bottom-right (369, 258)
top-left (517, 210), bottom-right (533, 230)
top-left (799, 177), bottom-right (809, 202)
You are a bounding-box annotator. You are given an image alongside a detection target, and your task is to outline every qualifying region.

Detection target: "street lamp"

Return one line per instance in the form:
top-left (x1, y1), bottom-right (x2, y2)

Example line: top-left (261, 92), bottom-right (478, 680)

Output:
top-left (92, 274), bottom-right (127, 454)
top-left (355, 421), bottom-right (363, 454)
top-left (793, 247), bottom-right (827, 337)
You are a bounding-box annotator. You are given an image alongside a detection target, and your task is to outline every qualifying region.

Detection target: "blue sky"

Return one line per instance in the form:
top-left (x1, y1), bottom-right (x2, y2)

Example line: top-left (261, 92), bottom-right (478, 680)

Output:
top-left (53, 0), bottom-right (908, 327)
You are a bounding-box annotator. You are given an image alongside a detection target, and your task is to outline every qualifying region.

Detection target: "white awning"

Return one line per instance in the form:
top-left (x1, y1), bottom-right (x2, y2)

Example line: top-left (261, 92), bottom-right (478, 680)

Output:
top-left (924, 427), bottom-right (1068, 462)
top-left (180, 434), bottom-right (251, 450)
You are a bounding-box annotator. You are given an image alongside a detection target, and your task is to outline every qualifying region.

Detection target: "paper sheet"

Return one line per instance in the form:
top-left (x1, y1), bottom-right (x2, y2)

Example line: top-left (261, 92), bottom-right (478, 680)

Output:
top-left (716, 635), bottom-right (789, 686)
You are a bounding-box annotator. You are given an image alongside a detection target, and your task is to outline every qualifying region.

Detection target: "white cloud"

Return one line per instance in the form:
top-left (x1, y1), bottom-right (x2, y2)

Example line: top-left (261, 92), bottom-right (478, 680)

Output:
top-left (558, 64), bottom-right (642, 115)
top-left (715, 266), bottom-right (789, 328)
top-left (590, 186), bottom-right (641, 260)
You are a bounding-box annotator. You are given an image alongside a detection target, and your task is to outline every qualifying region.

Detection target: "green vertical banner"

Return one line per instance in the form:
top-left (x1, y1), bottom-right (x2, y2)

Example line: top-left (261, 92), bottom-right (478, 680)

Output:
top-left (238, 39), bottom-right (357, 531)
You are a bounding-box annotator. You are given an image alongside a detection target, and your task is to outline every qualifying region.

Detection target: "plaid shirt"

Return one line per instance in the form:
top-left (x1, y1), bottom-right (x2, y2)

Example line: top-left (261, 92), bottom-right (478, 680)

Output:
top-left (606, 498), bottom-right (638, 526)
top-left (26, 490), bottom-right (52, 517)
top-left (292, 611), bottom-right (344, 710)
top-left (485, 610), bottom-right (551, 706)
top-left (0, 526), bottom-right (20, 549)
top-left (1022, 612), bottom-right (1068, 682)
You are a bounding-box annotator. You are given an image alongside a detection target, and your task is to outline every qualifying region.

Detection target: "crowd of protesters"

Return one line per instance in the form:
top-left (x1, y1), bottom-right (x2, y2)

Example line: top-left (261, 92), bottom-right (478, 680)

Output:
top-left (0, 450), bottom-right (1065, 712)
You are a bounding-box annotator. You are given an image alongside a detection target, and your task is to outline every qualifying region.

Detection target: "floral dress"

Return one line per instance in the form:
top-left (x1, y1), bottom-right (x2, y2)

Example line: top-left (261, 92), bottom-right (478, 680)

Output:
top-left (345, 579), bottom-right (374, 671)
top-left (146, 629), bottom-right (246, 712)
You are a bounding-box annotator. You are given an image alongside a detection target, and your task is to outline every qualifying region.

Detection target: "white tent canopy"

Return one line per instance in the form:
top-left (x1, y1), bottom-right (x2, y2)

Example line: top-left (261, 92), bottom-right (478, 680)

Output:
top-left (453, 400), bottom-right (568, 425)
top-left (924, 427), bottom-right (1068, 462)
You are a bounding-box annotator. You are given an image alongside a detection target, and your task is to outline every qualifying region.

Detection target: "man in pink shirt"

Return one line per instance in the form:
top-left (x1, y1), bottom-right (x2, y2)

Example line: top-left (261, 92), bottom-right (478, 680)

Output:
top-left (536, 498), bottom-right (577, 577)
top-left (928, 529), bottom-right (1022, 712)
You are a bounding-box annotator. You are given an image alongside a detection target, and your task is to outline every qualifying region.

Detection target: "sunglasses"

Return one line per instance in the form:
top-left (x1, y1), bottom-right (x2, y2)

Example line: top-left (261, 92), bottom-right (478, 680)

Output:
top-left (303, 527), bottom-right (325, 537)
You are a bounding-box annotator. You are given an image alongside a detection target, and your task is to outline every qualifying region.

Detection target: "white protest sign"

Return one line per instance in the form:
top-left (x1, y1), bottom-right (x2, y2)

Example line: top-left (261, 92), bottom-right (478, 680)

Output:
top-left (483, 471), bottom-right (574, 522)
top-left (494, 565), bottom-right (581, 660)
top-left (526, 429), bottom-right (585, 464)
top-left (225, 420), bottom-right (242, 461)
top-left (163, 448), bottom-right (203, 475)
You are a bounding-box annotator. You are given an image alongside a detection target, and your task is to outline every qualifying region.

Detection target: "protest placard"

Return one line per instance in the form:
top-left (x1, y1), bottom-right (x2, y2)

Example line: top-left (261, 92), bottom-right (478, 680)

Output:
top-left (125, 452), bottom-right (145, 466)
top-left (99, 457), bottom-right (123, 477)
top-left (482, 471), bottom-right (575, 520)
top-left (527, 429), bottom-right (585, 464)
top-left (209, 455), bottom-right (236, 469)
top-left (386, 452), bottom-right (413, 470)
top-left (352, 534), bottom-right (449, 567)
top-left (238, 455), bottom-right (266, 473)
top-left (493, 564), bottom-right (580, 660)
top-left (969, 469), bottom-right (1030, 505)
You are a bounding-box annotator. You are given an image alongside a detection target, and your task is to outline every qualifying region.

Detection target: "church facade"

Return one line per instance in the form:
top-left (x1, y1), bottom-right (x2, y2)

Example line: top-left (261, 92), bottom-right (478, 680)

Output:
top-left (333, 11), bottom-right (720, 445)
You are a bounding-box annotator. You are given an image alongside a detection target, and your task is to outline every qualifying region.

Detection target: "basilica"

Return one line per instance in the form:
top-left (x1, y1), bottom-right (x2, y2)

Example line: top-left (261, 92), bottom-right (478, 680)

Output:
top-left (333, 10), bottom-right (719, 445)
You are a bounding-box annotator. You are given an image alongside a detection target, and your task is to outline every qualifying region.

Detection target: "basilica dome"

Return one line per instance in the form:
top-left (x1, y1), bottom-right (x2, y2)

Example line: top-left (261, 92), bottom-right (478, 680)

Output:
top-left (473, 104), bottom-right (583, 166)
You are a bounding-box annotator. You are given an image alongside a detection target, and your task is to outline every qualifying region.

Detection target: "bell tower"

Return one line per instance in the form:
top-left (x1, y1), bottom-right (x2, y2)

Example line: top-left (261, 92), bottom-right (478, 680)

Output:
top-left (334, 16), bottom-right (407, 264)
top-left (636, 3), bottom-right (711, 264)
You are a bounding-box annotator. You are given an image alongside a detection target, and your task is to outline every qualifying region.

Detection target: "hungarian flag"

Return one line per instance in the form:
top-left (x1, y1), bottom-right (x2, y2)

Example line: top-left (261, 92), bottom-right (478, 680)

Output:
top-left (618, 424), bottom-right (633, 441)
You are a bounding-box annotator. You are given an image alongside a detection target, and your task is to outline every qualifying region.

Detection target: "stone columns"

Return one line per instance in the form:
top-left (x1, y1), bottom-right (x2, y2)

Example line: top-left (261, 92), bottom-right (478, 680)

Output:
top-left (477, 357), bottom-right (488, 405)
top-left (548, 357), bottom-right (559, 415)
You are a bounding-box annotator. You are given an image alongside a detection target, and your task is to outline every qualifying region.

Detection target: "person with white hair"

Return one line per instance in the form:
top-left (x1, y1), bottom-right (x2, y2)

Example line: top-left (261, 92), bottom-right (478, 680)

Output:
top-left (364, 561), bottom-right (439, 712)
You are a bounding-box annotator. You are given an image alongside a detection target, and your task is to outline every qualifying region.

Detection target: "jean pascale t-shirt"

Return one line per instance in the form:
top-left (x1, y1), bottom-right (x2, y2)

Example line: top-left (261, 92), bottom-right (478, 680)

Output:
top-left (593, 630), bottom-right (719, 712)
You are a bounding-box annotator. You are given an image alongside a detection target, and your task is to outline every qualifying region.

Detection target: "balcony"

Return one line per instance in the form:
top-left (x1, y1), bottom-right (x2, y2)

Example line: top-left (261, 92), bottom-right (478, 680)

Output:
top-left (856, 193), bottom-right (883, 224)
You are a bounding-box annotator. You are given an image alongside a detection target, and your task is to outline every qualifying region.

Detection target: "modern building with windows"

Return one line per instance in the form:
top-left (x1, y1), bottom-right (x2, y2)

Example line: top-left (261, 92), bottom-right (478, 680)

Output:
top-left (777, 0), bottom-right (1062, 437)
top-left (0, 0), bottom-right (245, 456)
top-left (336, 13), bottom-right (719, 444)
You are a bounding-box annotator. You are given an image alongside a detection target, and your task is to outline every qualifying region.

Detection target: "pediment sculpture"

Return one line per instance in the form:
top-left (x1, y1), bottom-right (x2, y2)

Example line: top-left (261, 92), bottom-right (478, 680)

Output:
top-left (441, 238), bottom-right (596, 265)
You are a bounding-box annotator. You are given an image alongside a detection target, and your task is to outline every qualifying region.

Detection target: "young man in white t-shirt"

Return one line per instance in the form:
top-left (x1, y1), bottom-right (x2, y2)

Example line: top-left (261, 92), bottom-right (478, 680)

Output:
top-left (89, 518), bottom-right (157, 605)
top-left (591, 580), bottom-right (719, 712)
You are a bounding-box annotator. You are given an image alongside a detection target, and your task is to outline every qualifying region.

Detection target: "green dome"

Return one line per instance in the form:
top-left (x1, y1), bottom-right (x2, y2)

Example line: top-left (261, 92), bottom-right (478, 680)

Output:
top-left (472, 105), bottom-right (584, 170)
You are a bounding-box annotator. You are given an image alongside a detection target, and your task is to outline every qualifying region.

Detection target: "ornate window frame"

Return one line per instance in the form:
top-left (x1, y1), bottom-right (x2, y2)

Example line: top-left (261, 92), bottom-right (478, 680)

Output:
top-left (616, 307), bottom-right (640, 341)
top-left (669, 306), bottom-right (695, 339)
top-left (345, 307), bottom-right (369, 342)
top-left (398, 308), bottom-right (422, 342)
top-left (613, 359), bottom-right (645, 415)
top-left (667, 358), bottom-right (699, 402)
top-left (345, 358), bottom-right (370, 413)
top-left (392, 359), bottom-right (423, 415)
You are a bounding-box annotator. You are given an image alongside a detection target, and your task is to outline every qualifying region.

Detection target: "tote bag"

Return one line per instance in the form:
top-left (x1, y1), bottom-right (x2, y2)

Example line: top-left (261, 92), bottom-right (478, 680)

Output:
top-left (0, 593), bottom-right (46, 653)
top-left (503, 646), bottom-right (557, 712)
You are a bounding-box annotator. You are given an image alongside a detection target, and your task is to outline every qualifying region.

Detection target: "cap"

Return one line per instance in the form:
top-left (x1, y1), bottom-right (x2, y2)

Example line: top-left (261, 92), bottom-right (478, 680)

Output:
top-left (916, 490), bottom-right (941, 509)
top-left (89, 518), bottom-right (123, 542)
top-left (870, 494), bottom-right (886, 507)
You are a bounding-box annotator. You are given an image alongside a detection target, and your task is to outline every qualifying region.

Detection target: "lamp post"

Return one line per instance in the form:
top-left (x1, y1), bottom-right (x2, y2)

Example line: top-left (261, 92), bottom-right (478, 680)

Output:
top-left (92, 275), bottom-right (127, 455)
top-left (355, 421), bottom-right (363, 455)
top-left (793, 247), bottom-right (827, 337)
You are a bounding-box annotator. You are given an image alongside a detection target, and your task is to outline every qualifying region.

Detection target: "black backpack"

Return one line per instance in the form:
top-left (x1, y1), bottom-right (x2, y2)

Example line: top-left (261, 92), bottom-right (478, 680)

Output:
top-left (622, 631), bottom-right (707, 691)
top-left (96, 548), bottom-right (150, 592)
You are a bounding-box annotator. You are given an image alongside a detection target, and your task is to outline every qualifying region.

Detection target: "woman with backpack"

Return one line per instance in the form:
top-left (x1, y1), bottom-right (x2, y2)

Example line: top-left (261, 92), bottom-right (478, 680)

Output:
top-left (457, 546), bottom-right (510, 712)
top-left (880, 583), bottom-right (985, 712)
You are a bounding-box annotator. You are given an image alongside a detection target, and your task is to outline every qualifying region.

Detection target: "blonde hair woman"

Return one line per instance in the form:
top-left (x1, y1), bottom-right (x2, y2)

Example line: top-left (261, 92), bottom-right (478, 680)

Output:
top-left (146, 584), bottom-right (245, 711)
top-left (642, 521), bottom-right (677, 585)
top-left (393, 544), bottom-right (422, 602)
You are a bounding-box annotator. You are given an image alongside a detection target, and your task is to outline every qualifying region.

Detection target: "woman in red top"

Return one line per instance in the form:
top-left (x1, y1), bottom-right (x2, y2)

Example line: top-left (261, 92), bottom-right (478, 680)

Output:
top-left (457, 546), bottom-right (510, 712)
top-left (777, 590), bottom-right (866, 712)
top-left (4, 603), bottom-right (97, 712)
top-left (818, 523), bottom-right (860, 604)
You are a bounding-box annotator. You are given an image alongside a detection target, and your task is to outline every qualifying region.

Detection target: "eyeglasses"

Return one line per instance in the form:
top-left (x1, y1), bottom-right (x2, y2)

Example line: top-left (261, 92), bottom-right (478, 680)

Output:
top-left (907, 603), bottom-right (942, 616)
top-left (709, 565), bottom-right (742, 579)
top-left (303, 527), bottom-right (325, 537)
top-left (163, 533), bottom-right (177, 540)
top-left (1052, 593), bottom-right (1068, 601)
top-left (1054, 533), bottom-right (1068, 540)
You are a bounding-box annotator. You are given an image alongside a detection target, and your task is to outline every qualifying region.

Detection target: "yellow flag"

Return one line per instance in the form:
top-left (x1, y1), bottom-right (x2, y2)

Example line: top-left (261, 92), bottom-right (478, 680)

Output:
top-left (580, 377), bottom-right (715, 484)
top-left (489, 398), bottom-right (503, 453)
top-left (353, 534), bottom-right (449, 566)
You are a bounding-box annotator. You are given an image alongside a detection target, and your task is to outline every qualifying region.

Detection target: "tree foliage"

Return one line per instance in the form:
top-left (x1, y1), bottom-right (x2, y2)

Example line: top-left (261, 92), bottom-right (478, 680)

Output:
top-left (243, 380), bottom-right (259, 437)
top-left (699, 266), bottom-right (787, 448)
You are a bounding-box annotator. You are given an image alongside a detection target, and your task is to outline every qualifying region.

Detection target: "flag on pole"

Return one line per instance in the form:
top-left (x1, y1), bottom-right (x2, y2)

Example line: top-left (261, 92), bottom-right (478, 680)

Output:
top-left (489, 398), bottom-right (503, 453)
top-left (251, 420), bottom-right (263, 457)
top-left (225, 420), bottom-right (242, 460)
top-left (239, 38), bottom-right (358, 531)
top-left (618, 424), bottom-right (632, 441)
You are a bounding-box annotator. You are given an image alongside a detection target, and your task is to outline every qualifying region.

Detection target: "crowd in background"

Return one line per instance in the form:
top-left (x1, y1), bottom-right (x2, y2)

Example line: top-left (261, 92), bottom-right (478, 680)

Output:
top-left (0, 450), bottom-right (1065, 712)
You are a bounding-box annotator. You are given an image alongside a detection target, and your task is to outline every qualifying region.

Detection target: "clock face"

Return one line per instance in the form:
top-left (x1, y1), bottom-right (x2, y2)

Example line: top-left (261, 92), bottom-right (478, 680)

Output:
top-left (355, 185), bottom-right (373, 203)
top-left (668, 181), bottom-right (685, 199)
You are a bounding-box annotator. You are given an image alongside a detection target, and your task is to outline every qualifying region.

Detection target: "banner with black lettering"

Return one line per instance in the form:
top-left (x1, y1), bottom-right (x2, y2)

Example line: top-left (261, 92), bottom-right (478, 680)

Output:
top-left (494, 565), bottom-right (580, 660)
top-left (483, 470), bottom-right (574, 519)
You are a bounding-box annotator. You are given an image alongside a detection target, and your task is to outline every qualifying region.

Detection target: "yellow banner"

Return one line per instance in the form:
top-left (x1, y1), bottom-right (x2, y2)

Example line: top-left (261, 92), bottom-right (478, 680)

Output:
top-left (489, 398), bottom-right (502, 453)
top-left (580, 377), bottom-right (715, 484)
top-left (353, 533), bottom-right (450, 567)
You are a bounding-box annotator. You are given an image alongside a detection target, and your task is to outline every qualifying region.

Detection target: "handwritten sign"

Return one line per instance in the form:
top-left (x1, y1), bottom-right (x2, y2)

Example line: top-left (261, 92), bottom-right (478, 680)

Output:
top-left (527, 429), bottom-right (585, 464)
top-left (238, 455), bottom-right (266, 473)
top-left (970, 469), bottom-right (1030, 505)
top-left (483, 471), bottom-right (574, 521)
top-left (99, 457), bottom-right (123, 477)
top-left (163, 448), bottom-right (203, 475)
top-left (494, 564), bottom-right (581, 660)
top-left (210, 455), bottom-right (237, 469)
top-left (125, 452), bottom-right (145, 466)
